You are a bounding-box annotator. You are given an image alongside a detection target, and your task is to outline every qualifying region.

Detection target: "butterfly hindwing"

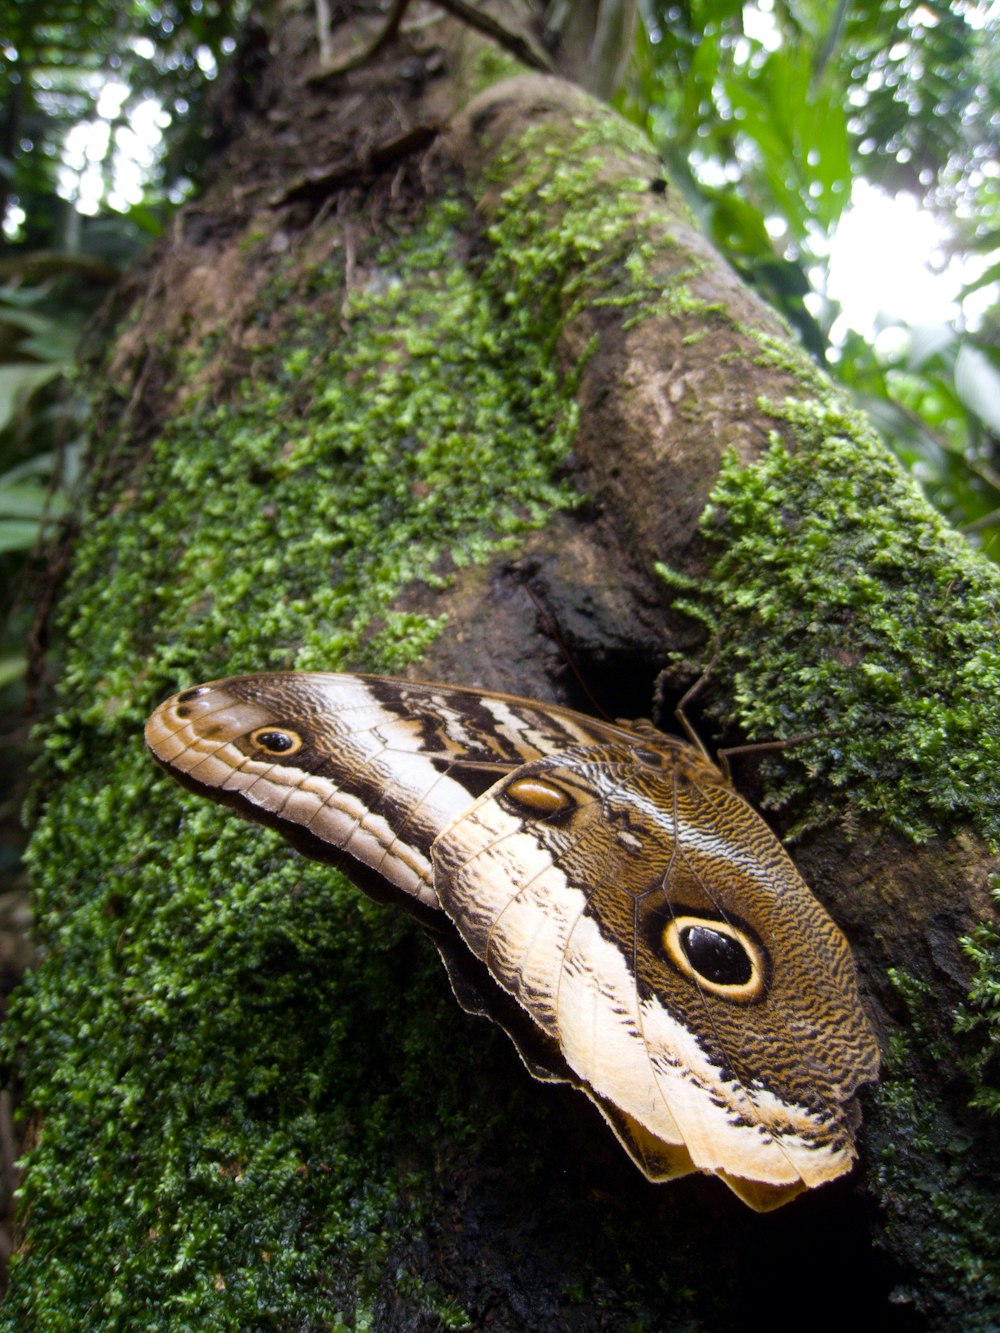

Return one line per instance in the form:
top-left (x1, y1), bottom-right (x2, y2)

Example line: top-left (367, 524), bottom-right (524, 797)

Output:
top-left (430, 741), bottom-right (880, 1205)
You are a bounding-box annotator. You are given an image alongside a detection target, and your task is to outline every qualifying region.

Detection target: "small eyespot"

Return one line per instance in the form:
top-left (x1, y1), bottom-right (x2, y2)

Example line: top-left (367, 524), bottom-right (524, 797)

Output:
top-left (661, 915), bottom-right (766, 1002)
top-left (504, 776), bottom-right (573, 817)
top-left (633, 748), bottom-right (664, 767)
top-left (178, 686), bottom-right (211, 703)
top-left (249, 726), bottom-right (303, 756)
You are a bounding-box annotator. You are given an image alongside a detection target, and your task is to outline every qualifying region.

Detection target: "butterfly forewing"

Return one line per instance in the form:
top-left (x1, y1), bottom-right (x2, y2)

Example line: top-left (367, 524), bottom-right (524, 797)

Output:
top-left (145, 673), bottom-right (623, 910)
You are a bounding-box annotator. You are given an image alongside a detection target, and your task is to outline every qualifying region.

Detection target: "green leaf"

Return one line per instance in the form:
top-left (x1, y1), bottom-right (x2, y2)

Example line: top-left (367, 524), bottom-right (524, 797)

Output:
top-left (905, 323), bottom-right (955, 370)
top-left (0, 518), bottom-right (44, 554)
top-left (959, 258), bottom-right (1000, 300)
top-left (954, 345), bottom-right (1000, 435)
top-left (0, 652), bottom-right (26, 691)
top-left (0, 452), bottom-right (58, 486)
top-left (18, 323), bottom-right (80, 363)
top-left (0, 481), bottom-right (65, 520)
top-left (124, 202), bottom-right (165, 237)
top-left (0, 363), bottom-right (65, 430)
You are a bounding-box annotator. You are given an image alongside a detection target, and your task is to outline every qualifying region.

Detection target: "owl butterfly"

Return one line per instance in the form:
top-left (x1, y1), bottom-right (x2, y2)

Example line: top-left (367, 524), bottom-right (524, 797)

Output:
top-left (145, 672), bottom-right (879, 1211)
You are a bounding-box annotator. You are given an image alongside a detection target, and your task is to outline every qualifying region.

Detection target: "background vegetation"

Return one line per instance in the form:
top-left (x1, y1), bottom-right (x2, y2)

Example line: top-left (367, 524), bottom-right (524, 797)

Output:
top-left (0, 0), bottom-right (242, 893)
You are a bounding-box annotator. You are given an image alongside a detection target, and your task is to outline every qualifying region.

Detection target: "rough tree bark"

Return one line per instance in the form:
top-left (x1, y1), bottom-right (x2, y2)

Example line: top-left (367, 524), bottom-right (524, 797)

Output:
top-left (4, 2), bottom-right (999, 1329)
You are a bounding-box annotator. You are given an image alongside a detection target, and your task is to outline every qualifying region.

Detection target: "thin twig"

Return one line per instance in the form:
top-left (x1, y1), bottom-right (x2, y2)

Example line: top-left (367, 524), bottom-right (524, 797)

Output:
top-left (433, 0), bottom-right (554, 72)
top-left (315, 0), bottom-right (413, 77)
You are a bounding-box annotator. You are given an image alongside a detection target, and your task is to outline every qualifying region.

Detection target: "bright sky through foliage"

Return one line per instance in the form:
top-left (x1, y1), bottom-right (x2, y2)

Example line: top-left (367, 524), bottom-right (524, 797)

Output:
top-left (44, 17), bottom-right (999, 348)
top-left (827, 180), bottom-right (997, 341)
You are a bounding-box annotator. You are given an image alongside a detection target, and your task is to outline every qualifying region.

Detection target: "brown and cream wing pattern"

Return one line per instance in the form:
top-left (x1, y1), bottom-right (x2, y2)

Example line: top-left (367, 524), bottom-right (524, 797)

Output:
top-left (144, 672), bottom-right (621, 910)
top-left (431, 741), bottom-right (879, 1207)
top-left (145, 670), bottom-right (880, 1210)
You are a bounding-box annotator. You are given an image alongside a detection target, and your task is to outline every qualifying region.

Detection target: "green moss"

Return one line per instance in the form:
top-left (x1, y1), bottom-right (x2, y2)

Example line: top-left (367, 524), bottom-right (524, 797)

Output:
top-left (391, 1271), bottom-right (474, 1330)
top-left (670, 394), bottom-right (1000, 845)
top-left (739, 323), bottom-right (830, 392)
top-left (867, 978), bottom-right (1000, 1327)
top-left (55, 196), bottom-right (587, 717)
top-left (468, 44), bottom-right (525, 96)
top-left (3, 116), bottom-right (680, 1329)
top-left (481, 114), bottom-right (709, 329)
top-left (955, 877), bottom-right (1000, 1117)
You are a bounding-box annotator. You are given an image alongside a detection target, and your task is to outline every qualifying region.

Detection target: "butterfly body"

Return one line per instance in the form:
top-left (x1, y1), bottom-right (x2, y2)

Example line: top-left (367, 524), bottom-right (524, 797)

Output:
top-left (145, 671), bottom-right (879, 1210)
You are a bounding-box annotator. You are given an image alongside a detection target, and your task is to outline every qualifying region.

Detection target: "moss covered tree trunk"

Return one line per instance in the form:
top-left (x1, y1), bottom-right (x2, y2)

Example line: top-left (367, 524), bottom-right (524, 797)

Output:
top-left (5, 3), bottom-right (1000, 1329)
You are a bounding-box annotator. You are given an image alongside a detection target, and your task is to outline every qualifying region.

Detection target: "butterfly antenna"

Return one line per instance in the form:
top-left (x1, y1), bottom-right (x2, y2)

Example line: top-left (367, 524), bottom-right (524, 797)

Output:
top-left (673, 641), bottom-right (722, 763)
top-left (717, 730), bottom-right (840, 786)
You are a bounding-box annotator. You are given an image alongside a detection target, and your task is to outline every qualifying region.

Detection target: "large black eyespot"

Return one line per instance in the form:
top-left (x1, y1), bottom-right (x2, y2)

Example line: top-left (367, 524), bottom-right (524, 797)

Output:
top-left (681, 925), bottom-right (752, 987)
top-left (661, 915), bottom-right (766, 1002)
top-left (249, 726), bottom-right (303, 756)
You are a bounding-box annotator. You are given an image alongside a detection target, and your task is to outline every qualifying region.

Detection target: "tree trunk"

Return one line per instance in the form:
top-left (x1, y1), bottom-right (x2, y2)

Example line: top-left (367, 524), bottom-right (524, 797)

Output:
top-left (5, 3), bottom-right (1000, 1329)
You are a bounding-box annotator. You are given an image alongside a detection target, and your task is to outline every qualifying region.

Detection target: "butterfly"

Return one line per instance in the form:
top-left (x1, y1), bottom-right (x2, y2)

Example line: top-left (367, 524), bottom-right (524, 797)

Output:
top-left (144, 671), bottom-right (880, 1210)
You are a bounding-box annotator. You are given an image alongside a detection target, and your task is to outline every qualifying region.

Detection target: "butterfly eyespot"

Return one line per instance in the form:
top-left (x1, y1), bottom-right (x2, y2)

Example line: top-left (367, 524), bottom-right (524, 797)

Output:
top-left (661, 915), bottom-right (766, 1002)
top-left (633, 747), bottom-right (665, 767)
top-left (249, 726), bottom-right (303, 756)
top-left (504, 776), bottom-right (573, 816)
